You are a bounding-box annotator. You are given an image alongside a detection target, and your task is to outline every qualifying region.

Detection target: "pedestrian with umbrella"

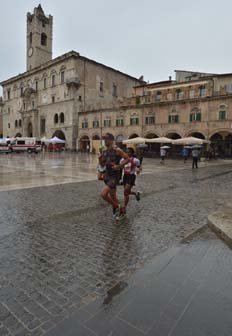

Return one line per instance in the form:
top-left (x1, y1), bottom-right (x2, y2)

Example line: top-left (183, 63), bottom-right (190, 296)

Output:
top-left (160, 145), bottom-right (170, 164)
top-left (182, 146), bottom-right (190, 163)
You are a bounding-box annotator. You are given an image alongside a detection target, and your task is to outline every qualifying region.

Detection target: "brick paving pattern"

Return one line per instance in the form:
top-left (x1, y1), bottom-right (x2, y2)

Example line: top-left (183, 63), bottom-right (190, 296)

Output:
top-left (0, 160), bottom-right (232, 335)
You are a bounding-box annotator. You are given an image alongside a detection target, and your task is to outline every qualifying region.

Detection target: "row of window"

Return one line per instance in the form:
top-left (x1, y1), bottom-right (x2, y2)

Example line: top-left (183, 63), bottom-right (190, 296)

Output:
top-left (38, 71), bottom-right (65, 91)
top-left (6, 72), bottom-right (66, 100)
top-left (141, 86), bottom-right (207, 104)
top-left (8, 120), bottom-right (22, 129)
top-left (99, 82), bottom-right (118, 97)
top-left (81, 111), bottom-right (227, 128)
top-left (54, 113), bottom-right (65, 124)
top-left (15, 119), bottom-right (22, 128)
top-left (6, 75), bottom-right (118, 100)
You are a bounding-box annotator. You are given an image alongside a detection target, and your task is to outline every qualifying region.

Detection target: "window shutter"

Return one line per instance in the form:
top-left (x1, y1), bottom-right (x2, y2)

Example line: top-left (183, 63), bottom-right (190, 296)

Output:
top-left (197, 113), bottom-right (201, 121)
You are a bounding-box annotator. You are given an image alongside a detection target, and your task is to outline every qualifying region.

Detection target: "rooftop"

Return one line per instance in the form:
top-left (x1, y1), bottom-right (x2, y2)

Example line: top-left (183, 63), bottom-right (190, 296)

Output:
top-left (1, 51), bottom-right (144, 86)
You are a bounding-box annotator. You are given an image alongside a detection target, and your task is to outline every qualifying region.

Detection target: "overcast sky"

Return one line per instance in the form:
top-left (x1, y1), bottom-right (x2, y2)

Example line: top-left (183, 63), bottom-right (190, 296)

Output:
top-left (1, 0), bottom-right (232, 95)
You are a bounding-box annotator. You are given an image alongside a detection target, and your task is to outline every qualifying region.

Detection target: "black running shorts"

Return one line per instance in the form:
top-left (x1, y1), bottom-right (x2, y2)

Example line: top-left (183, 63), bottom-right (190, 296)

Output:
top-left (104, 174), bottom-right (120, 189)
top-left (123, 174), bottom-right (136, 186)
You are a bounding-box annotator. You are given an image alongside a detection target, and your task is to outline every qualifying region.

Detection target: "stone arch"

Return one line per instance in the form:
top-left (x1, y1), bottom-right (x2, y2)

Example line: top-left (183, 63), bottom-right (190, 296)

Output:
top-left (92, 134), bottom-right (101, 153)
top-left (52, 130), bottom-right (66, 140)
top-left (92, 134), bottom-right (100, 140)
top-left (209, 128), bottom-right (232, 139)
top-left (186, 131), bottom-right (206, 139)
top-left (145, 133), bottom-right (160, 153)
top-left (145, 133), bottom-right (159, 139)
top-left (79, 135), bottom-right (90, 152)
top-left (209, 130), bottom-right (232, 157)
top-left (128, 133), bottom-right (139, 139)
top-left (103, 132), bottom-right (114, 139)
top-left (210, 133), bottom-right (223, 141)
top-left (166, 132), bottom-right (182, 139)
top-left (15, 133), bottom-right (22, 137)
top-left (28, 122), bottom-right (33, 137)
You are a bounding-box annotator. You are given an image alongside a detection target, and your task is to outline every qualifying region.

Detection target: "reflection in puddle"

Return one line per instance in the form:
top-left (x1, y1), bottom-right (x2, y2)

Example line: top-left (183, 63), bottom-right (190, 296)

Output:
top-left (103, 281), bottom-right (128, 305)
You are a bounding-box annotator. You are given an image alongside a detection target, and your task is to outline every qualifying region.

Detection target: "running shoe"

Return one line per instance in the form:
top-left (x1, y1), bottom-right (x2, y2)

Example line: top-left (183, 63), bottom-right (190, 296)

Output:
top-left (116, 206), bottom-right (126, 220)
top-left (135, 191), bottom-right (141, 201)
top-left (112, 207), bottom-right (117, 218)
top-left (114, 206), bottom-right (120, 220)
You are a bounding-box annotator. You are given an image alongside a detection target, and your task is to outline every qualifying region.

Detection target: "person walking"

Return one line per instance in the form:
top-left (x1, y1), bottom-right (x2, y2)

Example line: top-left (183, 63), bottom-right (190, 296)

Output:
top-left (192, 148), bottom-right (200, 169)
top-left (121, 147), bottom-right (141, 215)
top-left (97, 145), bottom-right (106, 180)
top-left (99, 133), bottom-right (129, 220)
top-left (182, 147), bottom-right (189, 163)
top-left (160, 147), bottom-right (166, 164)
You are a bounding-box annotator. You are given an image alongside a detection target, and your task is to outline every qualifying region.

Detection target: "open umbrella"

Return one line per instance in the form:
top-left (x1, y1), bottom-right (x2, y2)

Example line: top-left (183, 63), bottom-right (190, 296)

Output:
top-left (191, 145), bottom-right (203, 149)
top-left (145, 137), bottom-right (172, 143)
top-left (123, 137), bottom-right (146, 145)
top-left (160, 146), bottom-right (171, 149)
top-left (137, 143), bottom-right (148, 148)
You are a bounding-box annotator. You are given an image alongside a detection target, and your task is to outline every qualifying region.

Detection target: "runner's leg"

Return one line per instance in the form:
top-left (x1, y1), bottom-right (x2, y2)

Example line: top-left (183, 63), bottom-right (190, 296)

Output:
top-left (124, 184), bottom-right (132, 207)
top-left (101, 186), bottom-right (118, 208)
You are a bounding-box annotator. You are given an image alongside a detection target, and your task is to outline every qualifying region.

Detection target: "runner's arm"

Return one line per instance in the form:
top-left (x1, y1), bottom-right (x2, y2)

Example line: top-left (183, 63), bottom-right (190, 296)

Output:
top-left (112, 149), bottom-right (129, 169)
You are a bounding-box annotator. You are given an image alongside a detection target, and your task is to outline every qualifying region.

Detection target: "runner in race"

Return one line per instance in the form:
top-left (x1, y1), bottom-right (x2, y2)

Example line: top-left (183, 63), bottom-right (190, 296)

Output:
top-left (100, 133), bottom-right (129, 220)
top-left (121, 147), bottom-right (141, 214)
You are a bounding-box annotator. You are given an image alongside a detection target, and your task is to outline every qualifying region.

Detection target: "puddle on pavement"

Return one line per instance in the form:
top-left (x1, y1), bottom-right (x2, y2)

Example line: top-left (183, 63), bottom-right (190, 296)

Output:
top-left (103, 281), bottom-right (128, 305)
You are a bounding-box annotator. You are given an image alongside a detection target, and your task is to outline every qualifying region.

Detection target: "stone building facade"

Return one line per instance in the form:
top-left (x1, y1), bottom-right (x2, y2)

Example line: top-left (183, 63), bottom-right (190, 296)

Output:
top-left (0, 5), bottom-right (143, 149)
top-left (79, 71), bottom-right (232, 156)
top-left (0, 97), bottom-right (3, 137)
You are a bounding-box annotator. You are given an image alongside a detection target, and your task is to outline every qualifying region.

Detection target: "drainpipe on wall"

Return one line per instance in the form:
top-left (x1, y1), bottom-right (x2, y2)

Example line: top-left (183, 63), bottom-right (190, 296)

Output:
top-left (100, 110), bottom-right (103, 145)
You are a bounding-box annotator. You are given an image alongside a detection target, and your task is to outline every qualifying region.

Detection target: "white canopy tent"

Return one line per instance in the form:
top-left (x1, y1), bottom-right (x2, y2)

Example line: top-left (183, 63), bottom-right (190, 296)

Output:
top-left (123, 137), bottom-right (146, 145)
top-left (41, 137), bottom-right (50, 143)
top-left (172, 137), bottom-right (210, 145)
top-left (48, 136), bottom-right (66, 144)
top-left (145, 137), bottom-right (173, 144)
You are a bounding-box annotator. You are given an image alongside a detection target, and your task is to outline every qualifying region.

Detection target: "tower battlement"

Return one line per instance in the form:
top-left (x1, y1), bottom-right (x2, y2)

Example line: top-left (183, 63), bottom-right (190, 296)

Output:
top-left (26, 5), bottom-right (53, 71)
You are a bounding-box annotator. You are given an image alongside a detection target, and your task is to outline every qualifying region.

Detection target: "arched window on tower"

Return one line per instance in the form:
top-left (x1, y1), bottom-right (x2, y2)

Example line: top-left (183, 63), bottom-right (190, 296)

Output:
top-left (41, 33), bottom-right (47, 46)
top-left (60, 113), bottom-right (65, 124)
top-left (54, 114), bottom-right (58, 124)
top-left (15, 120), bottom-right (18, 128)
top-left (30, 32), bottom-right (32, 45)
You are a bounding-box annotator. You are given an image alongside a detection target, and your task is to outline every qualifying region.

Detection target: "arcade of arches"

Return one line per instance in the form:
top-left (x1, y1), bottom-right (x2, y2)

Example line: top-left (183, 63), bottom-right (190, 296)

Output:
top-left (78, 130), bottom-right (232, 157)
top-left (210, 131), bottom-right (232, 157)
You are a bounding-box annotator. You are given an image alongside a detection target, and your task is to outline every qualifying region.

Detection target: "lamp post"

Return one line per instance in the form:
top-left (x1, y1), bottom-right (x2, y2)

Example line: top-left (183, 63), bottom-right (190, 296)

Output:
top-left (100, 110), bottom-right (103, 145)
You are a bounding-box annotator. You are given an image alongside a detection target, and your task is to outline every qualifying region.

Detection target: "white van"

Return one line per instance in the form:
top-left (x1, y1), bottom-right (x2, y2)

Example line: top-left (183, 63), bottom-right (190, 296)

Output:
top-left (10, 137), bottom-right (42, 154)
top-left (0, 143), bottom-right (11, 154)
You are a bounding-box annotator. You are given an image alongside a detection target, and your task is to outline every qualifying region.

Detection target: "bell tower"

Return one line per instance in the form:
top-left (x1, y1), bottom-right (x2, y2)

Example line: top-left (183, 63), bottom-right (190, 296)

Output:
top-left (26, 4), bottom-right (53, 71)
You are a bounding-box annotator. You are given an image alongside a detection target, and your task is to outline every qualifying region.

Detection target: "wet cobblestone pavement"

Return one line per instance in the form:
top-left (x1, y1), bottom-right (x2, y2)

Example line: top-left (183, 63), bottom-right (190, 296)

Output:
top-left (0, 155), bottom-right (232, 335)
